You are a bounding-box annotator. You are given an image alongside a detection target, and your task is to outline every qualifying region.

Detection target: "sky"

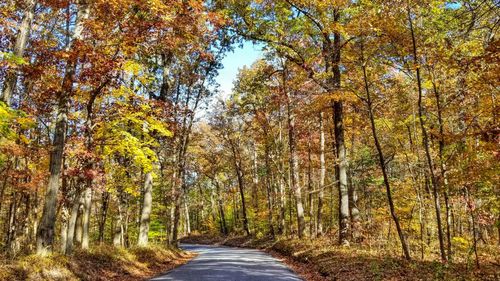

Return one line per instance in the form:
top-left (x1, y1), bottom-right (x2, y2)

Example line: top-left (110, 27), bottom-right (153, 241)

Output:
top-left (215, 41), bottom-right (263, 99)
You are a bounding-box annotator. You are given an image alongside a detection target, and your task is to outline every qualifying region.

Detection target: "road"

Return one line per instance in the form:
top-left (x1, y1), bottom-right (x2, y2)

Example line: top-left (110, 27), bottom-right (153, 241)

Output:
top-left (150, 244), bottom-right (303, 281)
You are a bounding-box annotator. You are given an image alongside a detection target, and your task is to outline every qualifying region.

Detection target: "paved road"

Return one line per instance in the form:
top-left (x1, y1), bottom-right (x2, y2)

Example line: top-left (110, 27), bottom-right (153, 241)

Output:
top-left (150, 244), bottom-right (303, 281)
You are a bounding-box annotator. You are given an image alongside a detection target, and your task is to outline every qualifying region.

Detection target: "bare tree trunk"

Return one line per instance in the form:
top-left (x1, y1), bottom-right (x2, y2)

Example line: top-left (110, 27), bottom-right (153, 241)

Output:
top-left (307, 133), bottom-right (315, 237)
top-left (235, 151), bottom-right (250, 235)
top-left (431, 78), bottom-right (453, 261)
top-left (214, 180), bottom-right (227, 235)
top-left (81, 187), bottom-right (92, 249)
top-left (226, 134), bottom-right (250, 236)
top-left (464, 187), bottom-right (480, 268)
top-left (317, 112), bottom-right (325, 236)
top-left (263, 142), bottom-right (275, 237)
top-left (361, 54), bottom-right (411, 260)
top-left (113, 190), bottom-right (126, 247)
top-left (65, 190), bottom-right (82, 254)
top-left (330, 9), bottom-right (350, 246)
top-left (285, 86), bottom-right (305, 238)
top-left (277, 109), bottom-right (286, 235)
top-left (1, 0), bottom-right (36, 106)
top-left (184, 194), bottom-right (191, 235)
top-left (333, 100), bottom-right (349, 245)
top-left (36, 1), bottom-right (90, 255)
top-left (98, 191), bottom-right (109, 244)
top-left (407, 7), bottom-right (446, 262)
top-left (252, 142), bottom-right (259, 213)
top-left (5, 192), bottom-right (18, 251)
top-left (75, 205), bottom-right (83, 246)
top-left (138, 172), bottom-right (153, 246)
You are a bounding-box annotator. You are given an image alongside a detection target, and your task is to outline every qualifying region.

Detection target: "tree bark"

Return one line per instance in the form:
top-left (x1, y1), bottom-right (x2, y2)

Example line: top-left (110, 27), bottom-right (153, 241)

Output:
top-left (229, 139), bottom-right (250, 235)
top-left (285, 85), bottom-right (305, 238)
top-left (329, 11), bottom-right (350, 244)
top-left (65, 190), bottom-right (82, 254)
top-left (81, 187), bottom-right (92, 249)
top-left (98, 191), bottom-right (109, 244)
top-left (1, 0), bottom-right (36, 106)
top-left (317, 112), bottom-right (325, 236)
top-left (138, 172), bottom-right (153, 246)
top-left (307, 133), bottom-right (315, 237)
top-left (183, 195), bottom-right (191, 235)
top-left (431, 77), bottom-right (453, 261)
top-left (36, 0), bottom-right (90, 255)
top-left (361, 54), bottom-right (411, 260)
top-left (407, 7), bottom-right (446, 262)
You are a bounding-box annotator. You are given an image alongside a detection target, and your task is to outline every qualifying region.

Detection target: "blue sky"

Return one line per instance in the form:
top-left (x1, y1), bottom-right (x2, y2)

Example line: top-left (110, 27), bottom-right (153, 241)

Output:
top-left (216, 41), bottom-right (263, 98)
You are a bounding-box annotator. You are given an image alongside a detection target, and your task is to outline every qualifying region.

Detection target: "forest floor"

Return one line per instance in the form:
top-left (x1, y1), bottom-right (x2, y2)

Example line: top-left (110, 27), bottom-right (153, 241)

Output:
top-left (181, 234), bottom-right (500, 281)
top-left (0, 245), bottom-right (195, 281)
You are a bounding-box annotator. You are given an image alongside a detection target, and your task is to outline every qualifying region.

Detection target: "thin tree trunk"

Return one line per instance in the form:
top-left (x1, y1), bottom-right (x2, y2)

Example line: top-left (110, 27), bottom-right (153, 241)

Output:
top-left (252, 142), bottom-right (259, 213)
top-left (407, 7), bottom-right (446, 262)
top-left (113, 190), bottom-right (126, 247)
top-left (5, 192), bottom-right (18, 251)
top-left (317, 112), bottom-right (325, 236)
top-left (307, 133), bottom-right (314, 237)
top-left (464, 187), bottom-right (480, 268)
top-left (361, 55), bottom-right (411, 260)
top-left (285, 86), bottom-right (305, 238)
top-left (214, 180), bottom-right (227, 235)
top-left (431, 78), bottom-right (453, 261)
top-left (98, 191), bottom-right (109, 244)
top-left (138, 172), bottom-right (153, 246)
top-left (264, 143), bottom-right (275, 237)
top-left (184, 194), bottom-right (191, 235)
top-left (1, 0), bottom-right (36, 106)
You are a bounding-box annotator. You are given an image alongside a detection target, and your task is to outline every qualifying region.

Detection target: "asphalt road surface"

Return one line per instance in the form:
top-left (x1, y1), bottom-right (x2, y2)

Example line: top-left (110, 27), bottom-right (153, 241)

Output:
top-left (150, 244), bottom-right (303, 281)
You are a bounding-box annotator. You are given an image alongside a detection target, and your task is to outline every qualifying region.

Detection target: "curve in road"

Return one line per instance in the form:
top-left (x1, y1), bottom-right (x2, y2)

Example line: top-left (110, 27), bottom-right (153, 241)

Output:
top-left (150, 244), bottom-right (303, 281)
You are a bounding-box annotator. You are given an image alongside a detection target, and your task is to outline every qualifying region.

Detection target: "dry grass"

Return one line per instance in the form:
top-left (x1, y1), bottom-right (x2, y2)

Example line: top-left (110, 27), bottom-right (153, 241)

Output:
top-left (181, 234), bottom-right (500, 281)
top-left (0, 245), bottom-right (195, 281)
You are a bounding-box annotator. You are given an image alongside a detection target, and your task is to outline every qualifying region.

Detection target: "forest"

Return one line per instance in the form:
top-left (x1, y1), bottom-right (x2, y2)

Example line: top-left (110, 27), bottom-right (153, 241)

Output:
top-left (0, 0), bottom-right (498, 280)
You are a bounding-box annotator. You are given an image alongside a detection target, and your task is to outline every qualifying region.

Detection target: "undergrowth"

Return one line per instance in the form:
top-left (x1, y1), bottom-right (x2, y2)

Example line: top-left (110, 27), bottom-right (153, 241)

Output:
top-left (181, 233), bottom-right (500, 281)
top-left (0, 245), bottom-right (193, 281)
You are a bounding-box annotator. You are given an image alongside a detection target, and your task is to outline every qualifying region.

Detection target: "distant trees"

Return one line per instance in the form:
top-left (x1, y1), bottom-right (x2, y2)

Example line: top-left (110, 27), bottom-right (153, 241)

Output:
top-left (193, 0), bottom-right (498, 264)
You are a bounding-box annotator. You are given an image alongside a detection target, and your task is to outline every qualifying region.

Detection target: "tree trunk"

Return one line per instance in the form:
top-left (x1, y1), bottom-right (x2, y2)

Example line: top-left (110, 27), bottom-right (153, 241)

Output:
top-left (317, 112), bottom-right (325, 236)
top-left (407, 7), bottom-right (446, 262)
top-left (36, 1), bottom-right (90, 255)
top-left (65, 190), bottom-right (82, 254)
top-left (183, 194), bottom-right (191, 235)
top-left (361, 56), bottom-right (411, 260)
top-left (326, 9), bottom-right (350, 246)
top-left (252, 142), bottom-right (259, 213)
top-left (1, 0), bottom-right (36, 106)
top-left (113, 190), bottom-right (126, 247)
top-left (431, 78), bottom-right (453, 261)
top-left (277, 109), bottom-right (286, 235)
top-left (285, 86), bottom-right (305, 238)
top-left (98, 191), bottom-right (109, 244)
top-left (214, 180), bottom-right (227, 235)
top-left (235, 157), bottom-right (250, 235)
top-left (333, 101), bottom-right (350, 245)
top-left (75, 205), bottom-right (83, 246)
top-left (307, 133), bottom-right (315, 237)
top-left (138, 172), bottom-right (153, 246)
top-left (81, 187), bottom-right (92, 249)
top-left (36, 94), bottom-right (69, 255)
